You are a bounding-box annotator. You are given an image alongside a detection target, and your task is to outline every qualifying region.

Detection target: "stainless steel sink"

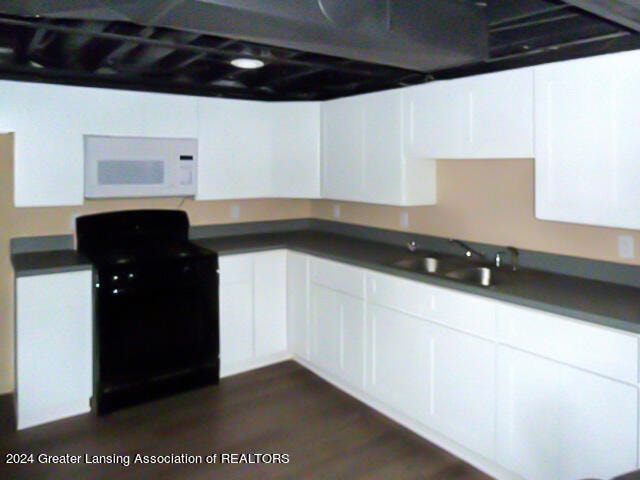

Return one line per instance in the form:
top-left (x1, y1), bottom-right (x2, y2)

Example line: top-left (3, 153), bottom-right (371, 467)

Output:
top-left (390, 255), bottom-right (497, 287)
top-left (391, 256), bottom-right (442, 273)
top-left (444, 266), bottom-right (493, 287)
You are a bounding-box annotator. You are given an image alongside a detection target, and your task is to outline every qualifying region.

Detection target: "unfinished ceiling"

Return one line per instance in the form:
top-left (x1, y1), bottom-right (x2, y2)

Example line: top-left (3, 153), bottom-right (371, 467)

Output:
top-left (0, 0), bottom-right (639, 101)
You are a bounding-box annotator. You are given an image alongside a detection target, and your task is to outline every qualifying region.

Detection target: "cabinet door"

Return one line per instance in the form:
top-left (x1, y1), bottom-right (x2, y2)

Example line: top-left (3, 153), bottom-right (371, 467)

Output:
top-left (497, 346), bottom-right (637, 480)
top-left (366, 305), bottom-right (430, 423)
top-left (428, 323), bottom-right (495, 459)
top-left (254, 250), bottom-right (287, 358)
top-left (197, 97), bottom-right (272, 200)
top-left (321, 96), bottom-right (365, 201)
top-left (535, 50), bottom-right (640, 229)
top-left (1, 81), bottom-right (91, 206)
top-left (404, 80), bottom-right (466, 159)
top-left (310, 284), bottom-right (365, 389)
top-left (360, 90), bottom-right (403, 204)
top-left (16, 270), bottom-right (93, 429)
top-left (403, 68), bottom-right (533, 159)
top-left (271, 102), bottom-right (321, 198)
top-left (82, 87), bottom-right (198, 138)
top-left (219, 255), bottom-right (254, 374)
top-left (287, 252), bottom-right (310, 360)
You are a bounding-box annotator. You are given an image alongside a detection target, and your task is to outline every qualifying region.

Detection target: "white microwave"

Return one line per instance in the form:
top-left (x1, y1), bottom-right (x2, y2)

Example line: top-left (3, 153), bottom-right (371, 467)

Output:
top-left (84, 135), bottom-right (197, 199)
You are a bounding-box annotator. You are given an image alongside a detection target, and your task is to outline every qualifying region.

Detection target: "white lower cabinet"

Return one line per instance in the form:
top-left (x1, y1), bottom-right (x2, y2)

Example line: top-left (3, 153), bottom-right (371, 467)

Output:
top-left (496, 303), bottom-right (639, 480)
top-left (366, 304), bottom-right (430, 423)
top-left (286, 251), bottom-right (310, 360)
top-left (428, 323), bottom-right (495, 460)
top-left (308, 257), bottom-right (365, 389)
top-left (497, 346), bottom-right (637, 480)
top-left (309, 284), bottom-right (365, 390)
top-left (366, 272), bottom-right (496, 459)
top-left (219, 250), bottom-right (287, 376)
top-left (15, 270), bottom-right (93, 429)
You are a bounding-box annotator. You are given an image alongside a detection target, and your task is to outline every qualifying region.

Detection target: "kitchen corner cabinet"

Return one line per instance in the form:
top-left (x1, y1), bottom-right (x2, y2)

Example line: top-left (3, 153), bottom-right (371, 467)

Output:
top-left (218, 250), bottom-right (288, 377)
top-left (197, 98), bottom-right (321, 200)
top-left (309, 258), bottom-right (365, 389)
top-left (271, 102), bottom-right (321, 198)
top-left (403, 68), bottom-right (534, 159)
top-left (15, 270), bottom-right (93, 430)
top-left (321, 89), bottom-right (436, 206)
top-left (535, 49), bottom-right (640, 229)
top-left (197, 98), bottom-right (273, 200)
top-left (286, 251), bottom-right (311, 360)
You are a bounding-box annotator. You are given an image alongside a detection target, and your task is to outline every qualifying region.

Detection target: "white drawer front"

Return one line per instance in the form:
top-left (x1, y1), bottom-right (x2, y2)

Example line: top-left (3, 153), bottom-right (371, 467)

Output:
top-left (219, 253), bottom-right (253, 284)
top-left (497, 303), bottom-right (638, 383)
top-left (310, 257), bottom-right (364, 298)
top-left (366, 271), bottom-right (433, 319)
top-left (428, 286), bottom-right (497, 339)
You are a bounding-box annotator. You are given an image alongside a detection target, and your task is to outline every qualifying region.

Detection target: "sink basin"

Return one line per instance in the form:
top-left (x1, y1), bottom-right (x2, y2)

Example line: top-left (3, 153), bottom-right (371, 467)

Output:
top-left (445, 266), bottom-right (493, 287)
top-left (391, 255), bottom-right (498, 287)
top-left (391, 256), bottom-right (442, 273)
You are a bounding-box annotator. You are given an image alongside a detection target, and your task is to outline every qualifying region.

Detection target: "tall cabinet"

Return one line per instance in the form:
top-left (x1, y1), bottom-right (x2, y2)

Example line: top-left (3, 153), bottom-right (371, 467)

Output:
top-left (534, 49), bottom-right (640, 229)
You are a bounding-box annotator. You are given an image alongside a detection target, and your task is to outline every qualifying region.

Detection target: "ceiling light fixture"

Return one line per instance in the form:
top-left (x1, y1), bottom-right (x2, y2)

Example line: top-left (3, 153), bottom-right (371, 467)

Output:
top-left (230, 58), bottom-right (265, 69)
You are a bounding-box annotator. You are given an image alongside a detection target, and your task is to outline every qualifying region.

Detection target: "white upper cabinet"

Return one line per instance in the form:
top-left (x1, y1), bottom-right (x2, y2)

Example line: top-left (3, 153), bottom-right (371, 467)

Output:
top-left (404, 68), bottom-right (534, 159)
top-left (270, 102), bottom-right (321, 198)
top-left (1, 81), bottom-right (91, 206)
top-left (82, 88), bottom-right (198, 137)
top-left (321, 89), bottom-right (436, 206)
top-left (535, 50), bottom-right (640, 229)
top-left (197, 97), bottom-right (273, 200)
top-left (197, 98), bottom-right (320, 200)
top-left (1, 80), bottom-right (198, 207)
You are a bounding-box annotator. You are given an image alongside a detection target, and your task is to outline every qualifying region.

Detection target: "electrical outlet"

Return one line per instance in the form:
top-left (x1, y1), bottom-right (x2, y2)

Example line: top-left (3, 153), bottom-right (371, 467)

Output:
top-left (333, 204), bottom-right (341, 219)
top-left (400, 211), bottom-right (409, 229)
top-left (231, 204), bottom-right (240, 220)
top-left (618, 235), bottom-right (634, 259)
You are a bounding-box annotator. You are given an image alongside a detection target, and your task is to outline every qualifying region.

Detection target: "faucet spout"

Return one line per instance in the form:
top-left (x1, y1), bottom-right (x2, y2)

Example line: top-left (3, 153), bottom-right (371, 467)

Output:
top-left (449, 239), bottom-right (485, 260)
top-left (495, 246), bottom-right (519, 271)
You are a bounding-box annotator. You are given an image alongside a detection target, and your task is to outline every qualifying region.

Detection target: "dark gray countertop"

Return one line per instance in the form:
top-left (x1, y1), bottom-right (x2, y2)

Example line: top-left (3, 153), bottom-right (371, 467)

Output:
top-left (11, 229), bottom-right (640, 335)
top-left (12, 250), bottom-right (93, 277)
top-left (194, 231), bottom-right (640, 335)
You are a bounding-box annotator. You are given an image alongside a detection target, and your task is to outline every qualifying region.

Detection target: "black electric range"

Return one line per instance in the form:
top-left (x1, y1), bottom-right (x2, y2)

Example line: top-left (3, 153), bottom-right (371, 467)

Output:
top-left (76, 209), bottom-right (219, 414)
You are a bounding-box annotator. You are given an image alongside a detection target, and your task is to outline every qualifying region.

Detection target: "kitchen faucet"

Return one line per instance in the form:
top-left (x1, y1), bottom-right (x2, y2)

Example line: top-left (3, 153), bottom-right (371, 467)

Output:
top-left (449, 239), bottom-right (484, 260)
top-left (495, 246), bottom-right (519, 271)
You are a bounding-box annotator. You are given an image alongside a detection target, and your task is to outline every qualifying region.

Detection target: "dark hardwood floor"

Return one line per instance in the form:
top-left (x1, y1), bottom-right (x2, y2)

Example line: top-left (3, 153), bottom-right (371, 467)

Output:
top-left (0, 361), bottom-right (493, 479)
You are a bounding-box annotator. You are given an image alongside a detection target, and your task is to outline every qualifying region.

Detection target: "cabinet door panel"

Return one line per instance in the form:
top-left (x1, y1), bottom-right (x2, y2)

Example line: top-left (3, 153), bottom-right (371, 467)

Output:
top-left (219, 281), bottom-right (253, 370)
top-left (197, 97), bottom-right (272, 199)
top-left (271, 102), bottom-right (321, 198)
top-left (367, 305), bottom-right (430, 423)
top-left (16, 270), bottom-right (93, 429)
top-left (254, 251), bottom-right (287, 357)
top-left (404, 81), bottom-right (466, 159)
top-left (535, 50), bottom-right (640, 229)
top-left (429, 323), bottom-right (495, 459)
top-left (310, 285), bottom-right (342, 374)
top-left (287, 252), bottom-right (310, 359)
top-left (497, 346), bottom-right (637, 480)
top-left (361, 90), bottom-right (403, 203)
top-left (310, 285), bottom-right (364, 389)
top-left (321, 97), bottom-right (364, 201)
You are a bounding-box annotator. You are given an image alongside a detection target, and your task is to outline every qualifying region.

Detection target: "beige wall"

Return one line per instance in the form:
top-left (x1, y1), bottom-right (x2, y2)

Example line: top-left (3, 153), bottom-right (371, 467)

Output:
top-left (313, 159), bottom-right (640, 265)
top-left (3, 140), bottom-right (640, 395)
top-left (0, 133), bottom-right (312, 394)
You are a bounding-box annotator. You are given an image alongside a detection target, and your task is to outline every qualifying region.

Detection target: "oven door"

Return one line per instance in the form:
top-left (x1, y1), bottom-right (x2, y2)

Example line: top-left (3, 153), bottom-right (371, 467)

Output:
top-left (94, 257), bottom-right (218, 414)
